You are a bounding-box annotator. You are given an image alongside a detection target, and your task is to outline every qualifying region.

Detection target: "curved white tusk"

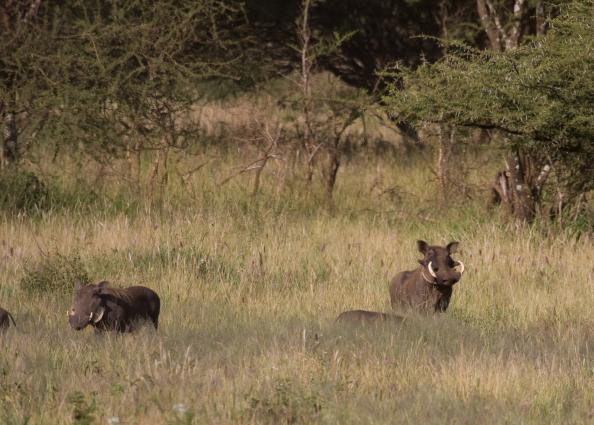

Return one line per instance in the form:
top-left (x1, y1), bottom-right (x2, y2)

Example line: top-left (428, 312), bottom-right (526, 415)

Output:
top-left (427, 261), bottom-right (437, 278)
top-left (89, 312), bottom-right (93, 322)
top-left (456, 261), bottom-right (465, 274)
top-left (92, 308), bottom-right (104, 324)
top-left (66, 310), bottom-right (70, 317)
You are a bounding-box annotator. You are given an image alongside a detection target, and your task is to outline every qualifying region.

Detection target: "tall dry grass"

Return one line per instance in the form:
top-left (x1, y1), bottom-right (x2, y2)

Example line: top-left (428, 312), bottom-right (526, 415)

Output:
top-left (0, 149), bottom-right (593, 424)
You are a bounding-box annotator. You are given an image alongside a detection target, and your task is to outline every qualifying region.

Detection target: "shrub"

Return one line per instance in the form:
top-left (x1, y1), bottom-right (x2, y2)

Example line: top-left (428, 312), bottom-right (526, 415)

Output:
top-left (246, 378), bottom-right (323, 424)
top-left (20, 253), bottom-right (90, 295)
top-left (0, 168), bottom-right (50, 213)
top-left (67, 391), bottom-right (97, 425)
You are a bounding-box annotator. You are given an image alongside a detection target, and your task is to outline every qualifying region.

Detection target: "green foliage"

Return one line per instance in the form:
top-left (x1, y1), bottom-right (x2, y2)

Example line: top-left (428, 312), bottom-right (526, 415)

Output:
top-left (20, 254), bottom-right (90, 295)
top-left (384, 0), bottom-right (594, 200)
top-left (246, 378), bottom-right (323, 424)
top-left (0, 0), bottom-right (262, 163)
top-left (67, 391), bottom-right (97, 425)
top-left (0, 167), bottom-right (142, 215)
top-left (0, 168), bottom-right (49, 213)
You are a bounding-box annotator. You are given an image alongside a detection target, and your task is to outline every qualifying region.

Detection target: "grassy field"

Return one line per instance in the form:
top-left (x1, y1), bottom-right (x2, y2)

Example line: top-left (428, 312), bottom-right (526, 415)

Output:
top-left (0, 148), bottom-right (593, 424)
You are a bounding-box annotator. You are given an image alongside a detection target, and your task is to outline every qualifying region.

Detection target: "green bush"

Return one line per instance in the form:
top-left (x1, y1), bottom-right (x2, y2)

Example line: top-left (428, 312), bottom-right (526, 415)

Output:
top-left (246, 378), bottom-right (323, 424)
top-left (20, 253), bottom-right (90, 295)
top-left (0, 168), bottom-right (50, 213)
top-left (67, 391), bottom-right (97, 425)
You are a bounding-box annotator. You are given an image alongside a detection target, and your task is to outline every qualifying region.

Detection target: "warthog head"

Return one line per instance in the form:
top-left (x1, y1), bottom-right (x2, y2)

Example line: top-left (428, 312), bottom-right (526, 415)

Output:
top-left (67, 280), bottom-right (108, 330)
top-left (417, 240), bottom-right (465, 287)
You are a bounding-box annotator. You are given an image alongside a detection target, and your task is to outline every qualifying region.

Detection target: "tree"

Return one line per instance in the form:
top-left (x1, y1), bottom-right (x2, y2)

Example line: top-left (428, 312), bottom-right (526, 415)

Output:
top-left (384, 0), bottom-right (594, 221)
top-left (0, 0), bottom-right (49, 167)
top-left (0, 1), bottom-right (269, 198)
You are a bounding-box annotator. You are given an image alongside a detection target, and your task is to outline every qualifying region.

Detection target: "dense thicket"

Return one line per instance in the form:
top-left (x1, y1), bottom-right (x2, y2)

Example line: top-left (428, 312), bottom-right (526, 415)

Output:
top-left (384, 0), bottom-right (594, 219)
top-left (0, 0), bottom-right (592, 225)
top-left (0, 0), bottom-right (260, 162)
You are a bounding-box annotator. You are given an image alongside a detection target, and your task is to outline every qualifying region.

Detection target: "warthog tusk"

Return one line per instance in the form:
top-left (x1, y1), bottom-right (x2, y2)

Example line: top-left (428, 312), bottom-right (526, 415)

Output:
top-left (89, 312), bottom-right (93, 321)
top-left (456, 261), bottom-right (465, 274)
top-left (92, 308), bottom-right (104, 324)
top-left (428, 261), bottom-right (437, 278)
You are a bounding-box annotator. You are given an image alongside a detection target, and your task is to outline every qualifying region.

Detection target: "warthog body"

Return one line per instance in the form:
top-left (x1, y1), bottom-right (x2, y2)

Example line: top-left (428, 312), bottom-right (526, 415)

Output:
top-left (68, 281), bottom-right (160, 333)
top-left (0, 307), bottom-right (16, 331)
top-left (336, 309), bottom-right (405, 325)
top-left (389, 240), bottom-right (465, 313)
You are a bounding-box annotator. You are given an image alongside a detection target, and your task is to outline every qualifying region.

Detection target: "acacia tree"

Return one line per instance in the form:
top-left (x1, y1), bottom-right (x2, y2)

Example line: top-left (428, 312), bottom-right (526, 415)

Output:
top-left (0, 0), bottom-right (51, 167)
top-left (384, 0), bottom-right (594, 221)
top-left (1, 0), bottom-right (261, 193)
top-left (292, 0), bottom-right (362, 208)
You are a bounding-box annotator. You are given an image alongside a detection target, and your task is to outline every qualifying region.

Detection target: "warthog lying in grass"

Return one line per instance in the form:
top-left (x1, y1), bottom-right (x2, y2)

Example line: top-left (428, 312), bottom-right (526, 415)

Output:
top-left (0, 307), bottom-right (16, 331)
top-left (67, 280), bottom-right (160, 332)
top-left (335, 309), bottom-right (405, 325)
top-left (390, 240), bottom-right (465, 313)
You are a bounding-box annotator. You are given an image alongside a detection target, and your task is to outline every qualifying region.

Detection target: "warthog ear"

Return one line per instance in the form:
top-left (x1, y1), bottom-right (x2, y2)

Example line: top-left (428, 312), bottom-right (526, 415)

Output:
top-left (447, 241), bottom-right (459, 254)
top-left (94, 281), bottom-right (110, 294)
top-left (417, 240), bottom-right (429, 255)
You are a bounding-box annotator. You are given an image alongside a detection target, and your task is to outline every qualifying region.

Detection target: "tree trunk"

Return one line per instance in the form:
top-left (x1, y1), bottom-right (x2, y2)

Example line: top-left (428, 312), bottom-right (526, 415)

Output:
top-left (535, 0), bottom-right (546, 36)
top-left (476, 0), bottom-right (527, 52)
top-left (492, 148), bottom-right (538, 221)
top-left (299, 0), bottom-right (318, 196)
top-left (506, 149), bottom-right (534, 220)
top-left (323, 145), bottom-right (340, 209)
top-left (437, 124), bottom-right (454, 205)
top-left (305, 150), bottom-right (315, 194)
top-left (2, 93), bottom-right (18, 167)
top-left (505, 0), bottom-right (526, 50)
top-left (476, 0), bottom-right (502, 51)
top-left (476, 0), bottom-right (533, 220)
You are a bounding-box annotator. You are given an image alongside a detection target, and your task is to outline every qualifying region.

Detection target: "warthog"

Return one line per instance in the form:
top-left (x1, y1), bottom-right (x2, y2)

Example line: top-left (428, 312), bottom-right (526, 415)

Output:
top-left (67, 280), bottom-right (160, 332)
top-left (0, 307), bottom-right (16, 331)
top-left (335, 309), bottom-right (405, 325)
top-left (389, 240), bottom-right (465, 313)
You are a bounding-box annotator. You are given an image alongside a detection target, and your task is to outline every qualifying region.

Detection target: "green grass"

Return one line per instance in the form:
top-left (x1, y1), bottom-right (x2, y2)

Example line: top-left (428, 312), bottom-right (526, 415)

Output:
top-left (0, 148), bottom-right (593, 424)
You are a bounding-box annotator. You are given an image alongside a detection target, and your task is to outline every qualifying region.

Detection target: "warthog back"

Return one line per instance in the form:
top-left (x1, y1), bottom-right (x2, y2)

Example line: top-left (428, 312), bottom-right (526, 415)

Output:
top-left (0, 307), bottom-right (16, 331)
top-left (335, 309), bottom-right (405, 325)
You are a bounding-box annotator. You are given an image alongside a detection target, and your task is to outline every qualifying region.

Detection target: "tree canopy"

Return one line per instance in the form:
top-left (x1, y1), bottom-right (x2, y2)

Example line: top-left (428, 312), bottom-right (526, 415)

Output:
top-left (384, 0), bottom-right (594, 201)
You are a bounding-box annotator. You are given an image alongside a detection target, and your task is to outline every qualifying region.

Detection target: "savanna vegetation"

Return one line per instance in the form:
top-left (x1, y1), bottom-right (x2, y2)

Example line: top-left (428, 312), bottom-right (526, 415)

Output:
top-left (1, 0), bottom-right (593, 424)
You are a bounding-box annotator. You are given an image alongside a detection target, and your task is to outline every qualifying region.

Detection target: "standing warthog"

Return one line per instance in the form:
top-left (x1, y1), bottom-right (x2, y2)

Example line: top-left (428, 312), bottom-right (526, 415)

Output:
top-left (389, 240), bottom-right (465, 313)
top-left (335, 309), bottom-right (405, 325)
top-left (0, 307), bottom-right (17, 331)
top-left (67, 280), bottom-right (160, 332)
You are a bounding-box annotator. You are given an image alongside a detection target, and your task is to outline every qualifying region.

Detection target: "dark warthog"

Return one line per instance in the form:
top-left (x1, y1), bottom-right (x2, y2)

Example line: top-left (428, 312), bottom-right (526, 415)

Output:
top-left (67, 280), bottom-right (160, 332)
top-left (0, 307), bottom-right (17, 331)
top-left (335, 309), bottom-right (405, 325)
top-left (389, 240), bottom-right (465, 313)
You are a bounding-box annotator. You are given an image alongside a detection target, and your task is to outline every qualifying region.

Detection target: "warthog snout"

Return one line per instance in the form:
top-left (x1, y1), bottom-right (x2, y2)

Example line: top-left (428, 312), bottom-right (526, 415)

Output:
top-left (423, 241), bottom-right (465, 286)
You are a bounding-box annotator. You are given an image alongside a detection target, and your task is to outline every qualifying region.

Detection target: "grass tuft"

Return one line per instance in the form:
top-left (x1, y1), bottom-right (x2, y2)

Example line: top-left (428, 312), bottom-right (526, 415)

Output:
top-left (20, 253), bottom-right (90, 295)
